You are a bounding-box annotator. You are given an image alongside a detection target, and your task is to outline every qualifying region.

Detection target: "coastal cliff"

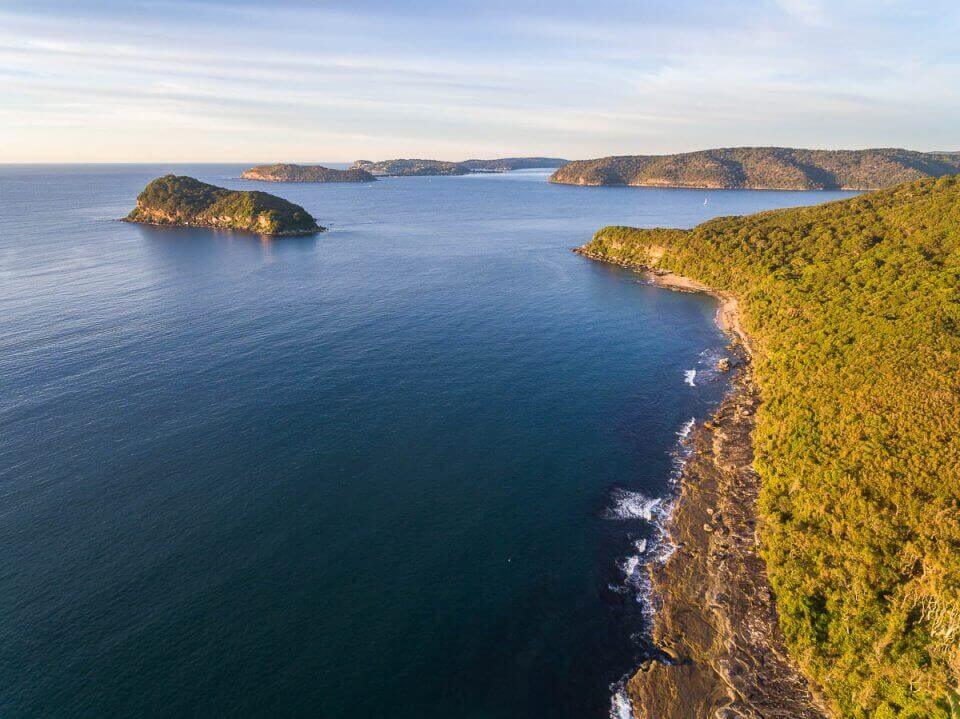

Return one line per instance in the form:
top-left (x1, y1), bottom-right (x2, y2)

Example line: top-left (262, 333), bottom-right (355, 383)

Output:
top-left (125, 175), bottom-right (323, 236)
top-left (550, 147), bottom-right (960, 190)
top-left (241, 164), bottom-right (376, 183)
top-left (577, 176), bottom-right (960, 718)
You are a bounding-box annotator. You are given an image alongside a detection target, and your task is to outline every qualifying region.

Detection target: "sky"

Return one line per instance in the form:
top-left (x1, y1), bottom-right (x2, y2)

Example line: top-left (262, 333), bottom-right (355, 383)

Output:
top-left (1, 0), bottom-right (959, 163)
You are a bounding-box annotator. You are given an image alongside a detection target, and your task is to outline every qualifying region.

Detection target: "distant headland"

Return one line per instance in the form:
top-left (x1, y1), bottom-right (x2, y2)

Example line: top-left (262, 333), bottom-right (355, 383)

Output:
top-left (549, 147), bottom-right (960, 190)
top-left (241, 164), bottom-right (376, 183)
top-left (351, 157), bottom-right (569, 176)
top-left (124, 175), bottom-right (323, 236)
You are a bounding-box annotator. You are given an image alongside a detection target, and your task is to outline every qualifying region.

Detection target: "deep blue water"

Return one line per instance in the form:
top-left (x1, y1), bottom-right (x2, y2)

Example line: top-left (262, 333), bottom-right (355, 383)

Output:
top-left (0, 165), bottom-right (853, 718)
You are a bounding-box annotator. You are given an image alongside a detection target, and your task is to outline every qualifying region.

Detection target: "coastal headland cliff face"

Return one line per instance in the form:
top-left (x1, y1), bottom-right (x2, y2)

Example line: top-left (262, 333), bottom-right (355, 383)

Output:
top-left (351, 157), bottom-right (568, 176)
top-left (577, 176), bottom-right (960, 718)
top-left (125, 175), bottom-right (323, 236)
top-left (241, 164), bottom-right (376, 183)
top-left (551, 147), bottom-right (960, 190)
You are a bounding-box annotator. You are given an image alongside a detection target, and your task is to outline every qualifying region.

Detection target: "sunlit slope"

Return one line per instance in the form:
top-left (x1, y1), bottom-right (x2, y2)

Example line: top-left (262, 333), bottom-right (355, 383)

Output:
top-left (551, 147), bottom-right (960, 190)
top-left (581, 176), bottom-right (960, 718)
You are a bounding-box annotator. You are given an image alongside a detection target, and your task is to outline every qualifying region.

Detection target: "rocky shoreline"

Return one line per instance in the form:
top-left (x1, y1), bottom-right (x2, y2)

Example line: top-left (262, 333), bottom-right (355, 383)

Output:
top-left (124, 175), bottom-right (324, 237)
top-left (575, 247), bottom-right (827, 718)
top-left (626, 369), bottom-right (827, 719)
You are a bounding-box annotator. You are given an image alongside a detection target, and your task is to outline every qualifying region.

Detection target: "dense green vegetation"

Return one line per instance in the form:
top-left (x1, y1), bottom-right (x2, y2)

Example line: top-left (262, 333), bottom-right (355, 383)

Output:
top-left (581, 176), bottom-right (960, 718)
top-left (351, 159), bottom-right (471, 176)
top-left (551, 147), bottom-right (960, 190)
top-left (352, 157), bottom-right (570, 175)
top-left (126, 175), bottom-right (322, 235)
top-left (241, 163), bottom-right (376, 182)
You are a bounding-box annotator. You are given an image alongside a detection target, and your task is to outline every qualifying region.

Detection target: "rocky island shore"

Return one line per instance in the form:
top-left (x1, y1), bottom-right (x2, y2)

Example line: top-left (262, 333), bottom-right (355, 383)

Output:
top-left (551, 147), bottom-right (960, 190)
top-left (125, 175), bottom-right (323, 236)
top-left (241, 164), bottom-right (376, 183)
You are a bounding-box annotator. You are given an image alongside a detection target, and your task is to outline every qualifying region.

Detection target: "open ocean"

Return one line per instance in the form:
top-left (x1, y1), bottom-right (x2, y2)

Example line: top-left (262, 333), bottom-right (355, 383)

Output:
top-left (0, 165), bottom-right (853, 717)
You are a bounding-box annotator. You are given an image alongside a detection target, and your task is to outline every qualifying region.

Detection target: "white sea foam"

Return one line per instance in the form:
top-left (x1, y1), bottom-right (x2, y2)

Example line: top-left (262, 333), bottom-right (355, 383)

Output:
top-left (606, 489), bottom-right (661, 521)
top-left (603, 413), bottom-right (706, 705)
top-left (684, 369), bottom-right (697, 386)
top-left (609, 684), bottom-right (635, 719)
top-left (621, 554), bottom-right (642, 582)
top-left (692, 346), bottom-right (731, 385)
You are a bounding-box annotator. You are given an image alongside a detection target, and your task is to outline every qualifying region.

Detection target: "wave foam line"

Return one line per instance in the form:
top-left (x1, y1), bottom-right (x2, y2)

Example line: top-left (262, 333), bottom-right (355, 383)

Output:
top-left (609, 680), bottom-right (636, 719)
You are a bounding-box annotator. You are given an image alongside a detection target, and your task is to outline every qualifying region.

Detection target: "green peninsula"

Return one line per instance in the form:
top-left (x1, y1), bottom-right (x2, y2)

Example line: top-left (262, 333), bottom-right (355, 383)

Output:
top-left (241, 164), bottom-right (376, 183)
top-left (551, 147), bottom-right (960, 190)
top-left (579, 176), bottom-right (960, 717)
top-left (125, 175), bottom-right (323, 236)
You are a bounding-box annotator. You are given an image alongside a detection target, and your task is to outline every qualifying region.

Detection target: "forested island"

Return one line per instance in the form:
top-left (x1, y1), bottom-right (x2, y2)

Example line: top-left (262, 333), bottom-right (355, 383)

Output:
top-left (241, 164), bottom-right (376, 183)
top-left (351, 157), bottom-right (568, 176)
top-left (578, 176), bottom-right (960, 718)
top-left (351, 159), bottom-right (470, 176)
top-left (125, 175), bottom-right (323, 235)
top-left (551, 147), bottom-right (960, 190)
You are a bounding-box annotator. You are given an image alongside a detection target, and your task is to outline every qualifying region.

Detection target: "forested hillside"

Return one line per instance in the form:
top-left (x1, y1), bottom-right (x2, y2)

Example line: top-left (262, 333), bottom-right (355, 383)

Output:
top-left (580, 176), bottom-right (960, 718)
top-left (551, 147), bottom-right (960, 190)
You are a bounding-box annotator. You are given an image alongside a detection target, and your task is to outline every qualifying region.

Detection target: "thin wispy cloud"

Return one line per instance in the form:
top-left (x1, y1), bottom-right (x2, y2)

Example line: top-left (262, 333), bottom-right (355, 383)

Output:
top-left (0, 0), bottom-right (957, 161)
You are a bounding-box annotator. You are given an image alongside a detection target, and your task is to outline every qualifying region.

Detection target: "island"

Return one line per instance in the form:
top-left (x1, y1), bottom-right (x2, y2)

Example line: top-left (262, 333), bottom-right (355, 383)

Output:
top-left (578, 175), bottom-right (960, 718)
top-left (351, 159), bottom-right (470, 176)
top-left (241, 163), bottom-right (376, 183)
top-left (550, 147), bottom-right (960, 190)
top-left (124, 175), bottom-right (323, 236)
top-left (351, 156), bottom-right (569, 176)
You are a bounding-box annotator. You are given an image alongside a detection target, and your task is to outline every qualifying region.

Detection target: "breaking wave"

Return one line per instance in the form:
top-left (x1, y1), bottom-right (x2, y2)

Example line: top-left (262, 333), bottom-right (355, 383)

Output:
top-left (684, 369), bottom-right (697, 386)
top-left (603, 411), bottom-right (701, 705)
top-left (605, 489), bottom-right (662, 521)
top-left (609, 683), bottom-right (635, 719)
top-left (604, 412), bottom-right (697, 600)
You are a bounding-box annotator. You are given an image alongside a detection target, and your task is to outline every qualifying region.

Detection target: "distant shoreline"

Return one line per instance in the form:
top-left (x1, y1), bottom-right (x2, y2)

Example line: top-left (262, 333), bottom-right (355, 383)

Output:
top-left (551, 147), bottom-right (960, 191)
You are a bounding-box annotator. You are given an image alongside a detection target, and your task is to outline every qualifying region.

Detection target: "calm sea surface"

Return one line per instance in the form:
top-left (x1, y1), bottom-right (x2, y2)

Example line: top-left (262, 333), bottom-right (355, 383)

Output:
top-left (0, 165), bottom-right (853, 717)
